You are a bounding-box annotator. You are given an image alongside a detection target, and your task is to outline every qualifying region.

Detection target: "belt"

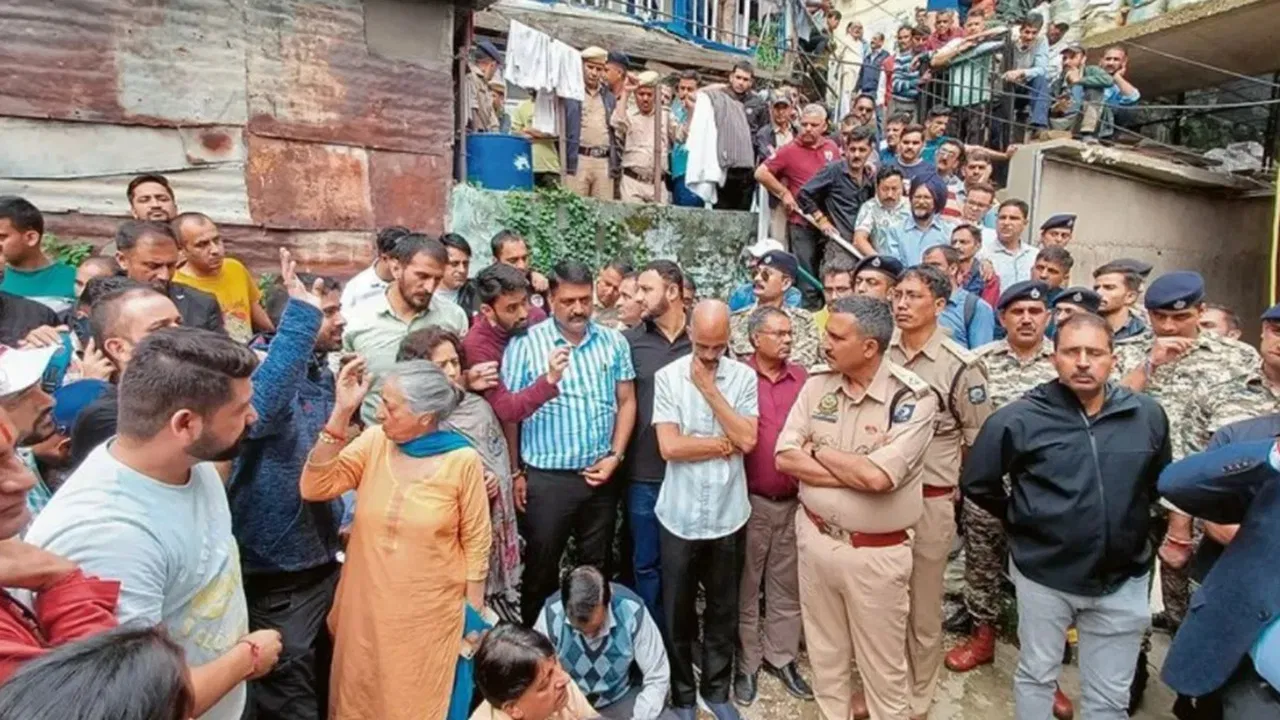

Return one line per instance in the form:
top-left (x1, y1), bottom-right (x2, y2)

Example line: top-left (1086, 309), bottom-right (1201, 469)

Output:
top-left (623, 167), bottom-right (656, 183)
top-left (802, 505), bottom-right (909, 548)
top-left (751, 491), bottom-right (798, 503)
top-left (923, 484), bottom-right (956, 499)
top-left (579, 145), bottom-right (610, 158)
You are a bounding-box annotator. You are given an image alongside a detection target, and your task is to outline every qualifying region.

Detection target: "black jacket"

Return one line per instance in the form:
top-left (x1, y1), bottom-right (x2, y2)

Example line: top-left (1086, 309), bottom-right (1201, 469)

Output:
top-left (962, 380), bottom-right (1171, 596)
top-left (167, 283), bottom-right (225, 335)
top-left (0, 291), bottom-right (59, 347)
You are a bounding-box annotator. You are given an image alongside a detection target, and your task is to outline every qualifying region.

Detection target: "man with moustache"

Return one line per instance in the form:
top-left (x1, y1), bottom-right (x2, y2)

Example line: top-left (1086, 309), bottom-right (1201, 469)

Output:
top-left (624, 260), bottom-right (692, 624)
top-left (886, 265), bottom-right (992, 719)
top-left (342, 233), bottom-right (469, 424)
top-left (27, 327), bottom-right (286, 720)
top-left (94, 174), bottom-right (182, 256)
top-left (503, 260), bottom-right (637, 625)
top-left (797, 127), bottom-right (878, 269)
top-left (230, 255), bottom-right (351, 719)
top-left (113, 220), bottom-right (224, 333)
top-left (613, 71), bottom-right (682, 205)
top-left (879, 176), bottom-right (949, 266)
top-left (566, 47), bottom-right (621, 201)
top-left (963, 313), bottom-right (1170, 720)
top-left (729, 251), bottom-right (820, 369)
top-left (653, 299), bottom-right (758, 720)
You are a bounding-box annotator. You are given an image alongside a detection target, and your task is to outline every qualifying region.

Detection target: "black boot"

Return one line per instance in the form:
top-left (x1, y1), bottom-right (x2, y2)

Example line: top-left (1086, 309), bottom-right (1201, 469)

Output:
top-left (733, 670), bottom-right (757, 706)
top-left (1128, 650), bottom-right (1149, 716)
top-left (763, 661), bottom-right (815, 701)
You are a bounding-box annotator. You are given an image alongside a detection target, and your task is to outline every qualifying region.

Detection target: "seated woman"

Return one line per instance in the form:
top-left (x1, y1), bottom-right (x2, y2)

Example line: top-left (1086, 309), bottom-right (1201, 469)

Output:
top-left (0, 625), bottom-right (193, 720)
top-left (473, 623), bottom-right (600, 720)
top-left (300, 359), bottom-right (492, 720)
top-left (398, 327), bottom-right (522, 621)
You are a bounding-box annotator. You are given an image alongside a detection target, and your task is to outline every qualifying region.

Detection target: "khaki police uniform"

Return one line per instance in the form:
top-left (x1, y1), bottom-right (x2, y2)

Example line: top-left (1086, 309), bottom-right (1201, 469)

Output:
top-left (777, 359), bottom-right (939, 720)
top-left (567, 87), bottom-right (614, 200)
top-left (887, 328), bottom-right (992, 717)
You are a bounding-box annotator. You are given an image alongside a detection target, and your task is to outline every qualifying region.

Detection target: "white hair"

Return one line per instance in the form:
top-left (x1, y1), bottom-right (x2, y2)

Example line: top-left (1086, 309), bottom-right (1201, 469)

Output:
top-left (801, 103), bottom-right (828, 121)
top-left (388, 360), bottom-right (463, 419)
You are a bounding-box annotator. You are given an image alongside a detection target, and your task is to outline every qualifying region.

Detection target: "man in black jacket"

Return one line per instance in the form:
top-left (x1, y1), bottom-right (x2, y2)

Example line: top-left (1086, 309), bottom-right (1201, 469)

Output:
top-left (114, 220), bottom-right (224, 334)
top-left (962, 312), bottom-right (1171, 720)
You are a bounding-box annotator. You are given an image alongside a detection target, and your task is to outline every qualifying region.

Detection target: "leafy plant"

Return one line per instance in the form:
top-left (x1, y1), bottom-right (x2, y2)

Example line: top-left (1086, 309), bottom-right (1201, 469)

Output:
top-left (752, 18), bottom-right (783, 71)
top-left (42, 234), bottom-right (94, 268)
top-left (501, 186), bottom-right (650, 272)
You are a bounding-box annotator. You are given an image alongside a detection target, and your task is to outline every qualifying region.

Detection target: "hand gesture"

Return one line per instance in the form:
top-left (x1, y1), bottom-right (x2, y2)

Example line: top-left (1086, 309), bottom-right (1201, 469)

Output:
top-left (1149, 337), bottom-right (1195, 370)
top-left (978, 259), bottom-right (996, 282)
top-left (334, 357), bottom-right (371, 414)
top-left (240, 629), bottom-right (284, 680)
top-left (582, 454), bottom-right (620, 487)
top-left (530, 271), bottom-right (550, 294)
top-left (466, 362), bottom-right (500, 392)
top-left (1002, 69), bottom-right (1024, 82)
top-left (76, 338), bottom-right (116, 381)
top-left (483, 470), bottom-right (500, 500)
top-left (546, 346), bottom-right (571, 384)
top-left (690, 358), bottom-right (719, 398)
top-left (280, 248), bottom-right (323, 309)
top-left (20, 325), bottom-right (65, 349)
top-left (0, 539), bottom-right (77, 592)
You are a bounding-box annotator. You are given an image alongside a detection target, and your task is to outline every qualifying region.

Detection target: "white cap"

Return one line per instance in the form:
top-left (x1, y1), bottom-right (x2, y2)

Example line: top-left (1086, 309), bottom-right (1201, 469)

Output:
top-left (0, 345), bottom-right (56, 397)
top-left (744, 238), bottom-right (786, 258)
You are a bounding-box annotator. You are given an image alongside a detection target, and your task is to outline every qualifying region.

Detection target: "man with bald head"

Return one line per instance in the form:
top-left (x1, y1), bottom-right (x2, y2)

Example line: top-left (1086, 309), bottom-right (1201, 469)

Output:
top-left (653, 299), bottom-right (760, 720)
top-left (173, 212), bottom-right (273, 342)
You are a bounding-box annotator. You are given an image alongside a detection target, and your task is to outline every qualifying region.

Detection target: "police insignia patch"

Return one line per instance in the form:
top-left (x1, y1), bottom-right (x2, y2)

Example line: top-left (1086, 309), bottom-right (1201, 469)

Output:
top-left (812, 392), bottom-right (840, 422)
top-left (968, 385), bottom-right (988, 404)
top-left (892, 403), bottom-right (915, 423)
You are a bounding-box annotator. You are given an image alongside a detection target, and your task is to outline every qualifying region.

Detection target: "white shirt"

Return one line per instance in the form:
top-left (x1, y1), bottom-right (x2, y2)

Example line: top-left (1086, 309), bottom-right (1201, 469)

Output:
top-left (26, 444), bottom-right (249, 720)
top-left (339, 263), bottom-right (389, 317)
top-left (982, 236), bottom-right (1038, 290)
top-left (652, 355), bottom-right (758, 540)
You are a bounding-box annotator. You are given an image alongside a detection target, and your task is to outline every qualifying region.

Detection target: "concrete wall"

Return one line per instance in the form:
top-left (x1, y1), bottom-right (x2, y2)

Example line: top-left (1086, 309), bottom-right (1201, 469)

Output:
top-left (1008, 145), bottom-right (1274, 337)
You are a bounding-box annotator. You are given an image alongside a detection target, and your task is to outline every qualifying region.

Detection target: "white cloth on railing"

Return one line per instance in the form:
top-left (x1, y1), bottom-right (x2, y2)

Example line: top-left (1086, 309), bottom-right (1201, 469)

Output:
top-left (684, 92), bottom-right (723, 206)
top-left (532, 91), bottom-right (559, 135)
top-left (548, 40), bottom-right (584, 101)
top-left (503, 22), bottom-right (584, 102)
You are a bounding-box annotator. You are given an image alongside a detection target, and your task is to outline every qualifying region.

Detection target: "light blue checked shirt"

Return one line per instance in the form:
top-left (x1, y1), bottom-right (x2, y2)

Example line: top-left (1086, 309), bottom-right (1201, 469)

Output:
top-left (652, 355), bottom-right (758, 540)
top-left (502, 317), bottom-right (635, 470)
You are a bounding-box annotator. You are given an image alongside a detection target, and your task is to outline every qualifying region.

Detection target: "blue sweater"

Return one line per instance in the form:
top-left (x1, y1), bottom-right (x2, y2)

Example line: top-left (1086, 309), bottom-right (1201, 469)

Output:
top-left (229, 299), bottom-right (344, 575)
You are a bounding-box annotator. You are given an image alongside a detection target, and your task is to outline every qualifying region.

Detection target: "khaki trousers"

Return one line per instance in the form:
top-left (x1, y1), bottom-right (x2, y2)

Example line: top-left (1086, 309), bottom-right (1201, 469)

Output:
top-left (738, 495), bottom-right (802, 674)
top-left (797, 511), bottom-right (913, 720)
top-left (619, 174), bottom-right (666, 205)
top-left (566, 155), bottom-right (614, 200)
top-left (907, 494), bottom-right (957, 717)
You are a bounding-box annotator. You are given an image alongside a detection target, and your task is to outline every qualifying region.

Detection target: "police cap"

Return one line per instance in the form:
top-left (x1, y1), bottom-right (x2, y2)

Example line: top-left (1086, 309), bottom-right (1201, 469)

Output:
top-left (996, 280), bottom-right (1050, 311)
top-left (1040, 213), bottom-right (1076, 232)
top-left (1053, 286), bottom-right (1102, 314)
top-left (853, 254), bottom-right (904, 282)
top-left (759, 250), bottom-right (799, 279)
top-left (1144, 271), bottom-right (1205, 311)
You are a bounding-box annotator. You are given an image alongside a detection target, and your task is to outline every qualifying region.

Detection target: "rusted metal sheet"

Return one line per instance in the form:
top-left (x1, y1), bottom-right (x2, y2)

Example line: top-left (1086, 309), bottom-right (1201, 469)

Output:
top-left (245, 134), bottom-right (374, 230)
top-left (0, 118), bottom-right (246, 178)
top-left (245, 0), bottom-right (455, 154)
top-left (368, 150), bottom-right (451, 234)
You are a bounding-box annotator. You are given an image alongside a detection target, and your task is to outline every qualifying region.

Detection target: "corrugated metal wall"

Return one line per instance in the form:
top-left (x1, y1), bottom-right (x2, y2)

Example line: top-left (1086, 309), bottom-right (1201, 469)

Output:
top-left (0, 0), bottom-right (457, 276)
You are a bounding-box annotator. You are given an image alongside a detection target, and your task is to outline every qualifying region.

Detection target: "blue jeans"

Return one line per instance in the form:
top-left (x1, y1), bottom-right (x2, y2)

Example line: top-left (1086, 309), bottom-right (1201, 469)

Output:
top-left (671, 176), bottom-right (702, 207)
top-left (628, 481), bottom-right (664, 628)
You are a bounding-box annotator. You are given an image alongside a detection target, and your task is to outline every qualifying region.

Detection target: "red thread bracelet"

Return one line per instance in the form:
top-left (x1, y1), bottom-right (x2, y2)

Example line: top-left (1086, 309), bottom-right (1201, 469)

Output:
top-left (239, 638), bottom-right (261, 678)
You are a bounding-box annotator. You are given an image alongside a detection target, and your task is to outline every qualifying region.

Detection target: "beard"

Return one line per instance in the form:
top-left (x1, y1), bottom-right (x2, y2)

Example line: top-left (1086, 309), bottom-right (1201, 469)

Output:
top-left (19, 410), bottom-right (56, 447)
top-left (641, 295), bottom-right (670, 322)
top-left (187, 427), bottom-right (249, 462)
top-left (502, 317), bottom-right (530, 336)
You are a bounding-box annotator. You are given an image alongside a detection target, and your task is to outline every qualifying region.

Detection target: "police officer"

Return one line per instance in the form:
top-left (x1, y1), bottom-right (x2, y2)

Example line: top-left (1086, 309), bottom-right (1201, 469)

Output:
top-left (1038, 213), bottom-right (1076, 248)
top-left (1105, 257), bottom-right (1154, 327)
top-left (567, 47), bottom-right (620, 200)
top-left (852, 255), bottom-right (905, 302)
top-left (1092, 261), bottom-right (1149, 343)
top-left (776, 295), bottom-right (938, 720)
top-left (730, 251), bottom-right (820, 369)
top-left (885, 265), bottom-right (991, 718)
top-left (1048, 286), bottom-right (1102, 338)
top-left (612, 71), bottom-right (682, 205)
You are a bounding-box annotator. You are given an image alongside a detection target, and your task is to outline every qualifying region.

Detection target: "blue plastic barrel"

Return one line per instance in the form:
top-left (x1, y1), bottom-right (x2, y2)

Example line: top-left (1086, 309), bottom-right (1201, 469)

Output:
top-left (466, 133), bottom-right (534, 191)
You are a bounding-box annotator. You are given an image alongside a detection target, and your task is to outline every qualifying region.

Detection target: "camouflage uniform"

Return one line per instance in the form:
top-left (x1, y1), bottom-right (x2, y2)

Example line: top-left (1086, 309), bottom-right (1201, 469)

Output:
top-left (961, 339), bottom-right (1058, 625)
top-left (1112, 330), bottom-right (1260, 626)
top-left (730, 303), bottom-right (821, 369)
top-left (1180, 368), bottom-right (1280, 456)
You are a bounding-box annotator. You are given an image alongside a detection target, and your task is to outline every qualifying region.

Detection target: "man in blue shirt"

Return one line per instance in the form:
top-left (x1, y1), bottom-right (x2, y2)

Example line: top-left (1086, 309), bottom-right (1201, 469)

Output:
top-left (922, 244), bottom-right (995, 349)
top-left (502, 259), bottom-right (638, 625)
top-left (881, 175), bottom-right (950, 266)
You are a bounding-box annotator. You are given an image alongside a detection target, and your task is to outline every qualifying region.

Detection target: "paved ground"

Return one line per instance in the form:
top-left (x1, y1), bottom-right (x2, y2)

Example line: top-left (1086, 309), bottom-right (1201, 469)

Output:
top-left (732, 631), bottom-right (1178, 720)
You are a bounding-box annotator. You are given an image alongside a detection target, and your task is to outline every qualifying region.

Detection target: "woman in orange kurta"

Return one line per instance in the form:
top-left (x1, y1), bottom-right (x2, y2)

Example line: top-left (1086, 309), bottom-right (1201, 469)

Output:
top-left (300, 358), bottom-right (492, 720)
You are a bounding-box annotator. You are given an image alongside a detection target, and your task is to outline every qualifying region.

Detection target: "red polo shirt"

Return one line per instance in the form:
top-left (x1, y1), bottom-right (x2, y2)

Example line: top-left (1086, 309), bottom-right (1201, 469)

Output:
top-left (744, 356), bottom-right (808, 499)
top-left (764, 137), bottom-right (842, 225)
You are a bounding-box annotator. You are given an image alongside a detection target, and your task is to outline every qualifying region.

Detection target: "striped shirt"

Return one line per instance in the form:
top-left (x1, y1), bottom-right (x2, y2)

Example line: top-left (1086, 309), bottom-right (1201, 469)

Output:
top-left (652, 355), bottom-right (758, 540)
top-left (502, 318), bottom-right (636, 470)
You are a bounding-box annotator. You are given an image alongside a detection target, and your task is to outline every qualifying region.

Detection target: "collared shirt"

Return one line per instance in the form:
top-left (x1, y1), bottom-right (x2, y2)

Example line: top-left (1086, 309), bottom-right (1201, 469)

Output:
top-left (777, 361), bottom-right (938, 533)
top-left (764, 137), bottom-right (842, 224)
top-left (745, 357), bottom-right (807, 498)
top-left (730, 304), bottom-right (821, 369)
top-left (624, 319), bottom-right (693, 481)
top-left (653, 355), bottom-right (758, 540)
top-left (580, 88), bottom-right (610, 148)
top-left (468, 65), bottom-right (500, 132)
top-left (612, 103), bottom-right (678, 172)
top-left (854, 196), bottom-right (911, 251)
top-left (728, 283), bottom-right (801, 313)
top-left (975, 339), bottom-right (1058, 410)
top-left (339, 264), bottom-right (389, 316)
top-left (1113, 309), bottom-right (1147, 341)
top-left (463, 317), bottom-right (561, 425)
top-left (342, 290), bottom-right (470, 423)
top-left (881, 215), bottom-right (951, 266)
top-left (940, 287), bottom-right (996, 350)
top-left (982, 237), bottom-right (1037, 290)
top-left (888, 328), bottom-right (992, 489)
top-left (502, 318), bottom-right (635, 470)
top-left (796, 160), bottom-right (876, 239)
top-left (1011, 36), bottom-right (1050, 80)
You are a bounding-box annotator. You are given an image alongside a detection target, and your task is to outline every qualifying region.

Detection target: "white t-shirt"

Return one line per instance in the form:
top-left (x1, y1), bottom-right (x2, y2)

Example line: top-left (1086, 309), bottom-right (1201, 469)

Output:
top-left (25, 443), bottom-right (249, 720)
top-left (339, 263), bottom-right (389, 317)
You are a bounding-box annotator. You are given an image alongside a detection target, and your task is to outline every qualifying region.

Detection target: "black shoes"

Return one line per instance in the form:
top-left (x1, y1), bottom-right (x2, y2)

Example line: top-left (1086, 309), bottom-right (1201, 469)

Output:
top-left (733, 671), bottom-right (758, 706)
top-left (943, 601), bottom-right (973, 634)
top-left (763, 661), bottom-right (815, 701)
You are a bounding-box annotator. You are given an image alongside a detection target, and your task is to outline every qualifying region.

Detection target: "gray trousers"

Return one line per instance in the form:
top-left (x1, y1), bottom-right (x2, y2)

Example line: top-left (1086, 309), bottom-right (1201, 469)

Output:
top-left (1011, 563), bottom-right (1150, 720)
top-left (598, 686), bottom-right (681, 720)
top-left (738, 494), bottom-right (802, 674)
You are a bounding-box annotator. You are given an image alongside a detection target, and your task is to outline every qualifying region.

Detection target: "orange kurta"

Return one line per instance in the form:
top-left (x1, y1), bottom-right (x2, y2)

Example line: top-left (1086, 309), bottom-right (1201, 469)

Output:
top-left (300, 427), bottom-right (492, 720)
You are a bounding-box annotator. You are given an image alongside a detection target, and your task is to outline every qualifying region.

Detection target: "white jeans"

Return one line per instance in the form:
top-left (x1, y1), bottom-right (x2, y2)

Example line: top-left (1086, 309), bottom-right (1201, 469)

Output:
top-left (1011, 562), bottom-right (1150, 720)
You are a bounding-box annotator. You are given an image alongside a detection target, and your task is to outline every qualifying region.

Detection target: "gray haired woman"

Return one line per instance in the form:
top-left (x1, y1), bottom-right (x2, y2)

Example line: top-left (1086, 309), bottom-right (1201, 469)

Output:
top-left (300, 357), bottom-right (492, 720)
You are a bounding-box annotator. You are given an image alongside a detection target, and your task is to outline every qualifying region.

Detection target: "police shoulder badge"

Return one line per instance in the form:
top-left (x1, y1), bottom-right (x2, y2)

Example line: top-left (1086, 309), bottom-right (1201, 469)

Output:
top-left (892, 402), bottom-right (915, 423)
top-left (812, 392), bottom-right (840, 422)
top-left (968, 385), bottom-right (988, 404)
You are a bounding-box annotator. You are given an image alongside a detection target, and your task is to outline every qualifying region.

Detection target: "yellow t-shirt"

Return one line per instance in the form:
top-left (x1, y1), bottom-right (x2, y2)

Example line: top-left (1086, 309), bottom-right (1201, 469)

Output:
top-left (511, 98), bottom-right (561, 174)
top-left (175, 258), bottom-right (261, 343)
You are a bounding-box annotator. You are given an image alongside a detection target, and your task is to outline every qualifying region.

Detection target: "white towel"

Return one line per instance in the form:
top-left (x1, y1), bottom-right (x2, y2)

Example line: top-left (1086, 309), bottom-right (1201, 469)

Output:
top-left (504, 20), bottom-right (551, 91)
top-left (549, 40), bottom-right (584, 101)
top-left (532, 91), bottom-right (558, 135)
top-left (684, 92), bottom-right (723, 206)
